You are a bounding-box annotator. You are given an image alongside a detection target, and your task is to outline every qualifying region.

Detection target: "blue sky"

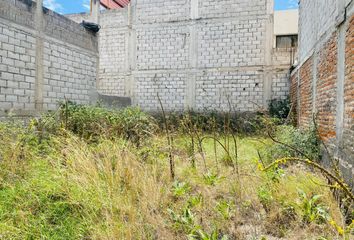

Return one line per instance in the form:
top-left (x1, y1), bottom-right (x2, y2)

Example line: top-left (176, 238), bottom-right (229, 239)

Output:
top-left (44, 0), bottom-right (299, 15)
top-left (43, 0), bottom-right (90, 14)
top-left (274, 0), bottom-right (298, 10)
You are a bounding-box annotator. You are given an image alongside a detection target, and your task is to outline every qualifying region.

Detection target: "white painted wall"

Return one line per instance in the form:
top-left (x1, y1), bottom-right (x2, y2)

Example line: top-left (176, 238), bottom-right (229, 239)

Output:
top-left (274, 9), bottom-right (299, 36)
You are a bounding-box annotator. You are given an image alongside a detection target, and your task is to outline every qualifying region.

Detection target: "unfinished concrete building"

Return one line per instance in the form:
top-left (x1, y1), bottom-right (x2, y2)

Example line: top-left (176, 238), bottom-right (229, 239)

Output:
top-left (68, 0), bottom-right (296, 112)
top-left (0, 0), bottom-right (297, 115)
top-left (0, 0), bottom-right (98, 118)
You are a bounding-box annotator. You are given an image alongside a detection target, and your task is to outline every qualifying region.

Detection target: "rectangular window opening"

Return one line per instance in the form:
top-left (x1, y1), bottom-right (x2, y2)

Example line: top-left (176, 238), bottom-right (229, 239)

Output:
top-left (276, 35), bottom-right (298, 48)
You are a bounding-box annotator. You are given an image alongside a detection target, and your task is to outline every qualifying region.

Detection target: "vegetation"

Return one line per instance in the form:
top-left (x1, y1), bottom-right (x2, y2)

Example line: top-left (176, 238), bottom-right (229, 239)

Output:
top-left (268, 97), bottom-right (291, 120)
top-left (0, 102), bottom-right (352, 239)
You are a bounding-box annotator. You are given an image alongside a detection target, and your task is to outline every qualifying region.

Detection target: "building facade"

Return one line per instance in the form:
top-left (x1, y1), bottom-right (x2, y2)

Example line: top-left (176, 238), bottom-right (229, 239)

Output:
top-left (69, 0), bottom-right (296, 112)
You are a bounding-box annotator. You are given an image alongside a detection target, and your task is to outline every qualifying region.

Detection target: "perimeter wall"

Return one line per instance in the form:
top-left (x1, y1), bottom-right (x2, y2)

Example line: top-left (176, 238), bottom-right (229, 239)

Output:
top-left (69, 0), bottom-right (293, 112)
top-left (0, 0), bottom-right (98, 117)
top-left (290, 0), bottom-right (354, 186)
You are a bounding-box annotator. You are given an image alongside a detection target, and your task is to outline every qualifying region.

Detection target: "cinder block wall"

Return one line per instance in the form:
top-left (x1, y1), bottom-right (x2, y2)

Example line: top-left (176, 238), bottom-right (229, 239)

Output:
top-left (69, 0), bottom-right (292, 112)
top-left (0, 0), bottom-right (98, 117)
top-left (291, 0), bottom-right (354, 187)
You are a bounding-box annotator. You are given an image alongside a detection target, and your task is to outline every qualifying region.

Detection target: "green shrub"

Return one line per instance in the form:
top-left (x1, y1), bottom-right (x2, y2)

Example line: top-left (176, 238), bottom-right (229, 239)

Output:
top-left (268, 97), bottom-right (291, 119)
top-left (35, 102), bottom-right (157, 144)
top-left (264, 124), bottom-right (321, 162)
top-left (154, 110), bottom-right (269, 135)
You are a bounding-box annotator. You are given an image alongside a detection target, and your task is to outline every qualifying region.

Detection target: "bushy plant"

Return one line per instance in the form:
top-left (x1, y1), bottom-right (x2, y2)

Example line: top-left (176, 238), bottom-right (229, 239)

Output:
top-left (268, 97), bottom-right (291, 119)
top-left (264, 124), bottom-right (320, 162)
top-left (155, 111), bottom-right (269, 135)
top-left (35, 102), bottom-right (157, 144)
top-left (187, 195), bottom-right (203, 208)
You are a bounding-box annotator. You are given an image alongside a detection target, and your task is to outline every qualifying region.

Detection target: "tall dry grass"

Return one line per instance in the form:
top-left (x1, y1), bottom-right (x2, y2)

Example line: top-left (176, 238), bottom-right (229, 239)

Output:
top-left (51, 134), bottom-right (173, 239)
top-left (0, 106), bottom-right (351, 239)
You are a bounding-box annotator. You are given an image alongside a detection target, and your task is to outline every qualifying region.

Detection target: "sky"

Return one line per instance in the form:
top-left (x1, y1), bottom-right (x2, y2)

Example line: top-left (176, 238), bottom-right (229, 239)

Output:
top-left (274, 0), bottom-right (298, 11)
top-left (44, 0), bottom-right (299, 15)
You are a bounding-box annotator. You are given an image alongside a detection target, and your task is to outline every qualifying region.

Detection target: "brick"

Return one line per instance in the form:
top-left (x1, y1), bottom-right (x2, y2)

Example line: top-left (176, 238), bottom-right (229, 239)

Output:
top-left (5, 95), bottom-right (17, 102)
top-left (295, 0), bottom-right (354, 186)
top-left (0, 102), bottom-right (12, 109)
top-left (2, 72), bottom-right (14, 81)
top-left (315, 33), bottom-right (337, 141)
top-left (298, 56), bottom-right (313, 127)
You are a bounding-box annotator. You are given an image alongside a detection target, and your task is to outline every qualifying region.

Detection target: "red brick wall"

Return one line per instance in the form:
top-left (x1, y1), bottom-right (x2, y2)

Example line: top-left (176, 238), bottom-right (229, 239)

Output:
top-left (299, 56), bottom-right (313, 127)
top-left (341, 14), bottom-right (354, 187)
top-left (293, 17), bottom-right (353, 142)
top-left (316, 33), bottom-right (338, 141)
top-left (344, 15), bottom-right (354, 130)
top-left (293, 8), bottom-right (354, 187)
top-left (290, 70), bottom-right (298, 124)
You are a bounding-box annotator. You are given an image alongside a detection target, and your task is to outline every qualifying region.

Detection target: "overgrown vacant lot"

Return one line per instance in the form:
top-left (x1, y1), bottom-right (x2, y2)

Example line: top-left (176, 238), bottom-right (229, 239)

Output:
top-left (0, 103), bottom-right (353, 240)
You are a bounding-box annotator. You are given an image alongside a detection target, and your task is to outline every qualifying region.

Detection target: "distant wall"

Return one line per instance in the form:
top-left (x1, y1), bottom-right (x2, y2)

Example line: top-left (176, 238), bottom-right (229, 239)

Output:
top-left (291, 0), bottom-right (354, 187)
top-left (68, 0), bottom-right (293, 112)
top-left (0, 0), bottom-right (98, 117)
top-left (274, 9), bottom-right (299, 36)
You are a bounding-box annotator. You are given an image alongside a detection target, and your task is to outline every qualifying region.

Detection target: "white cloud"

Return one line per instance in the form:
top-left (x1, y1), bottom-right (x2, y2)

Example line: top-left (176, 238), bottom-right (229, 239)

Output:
top-left (287, 0), bottom-right (298, 9)
top-left (83, 0), bottom-right (90, 10)
top-left (43, 0), bottom-right (63, 12)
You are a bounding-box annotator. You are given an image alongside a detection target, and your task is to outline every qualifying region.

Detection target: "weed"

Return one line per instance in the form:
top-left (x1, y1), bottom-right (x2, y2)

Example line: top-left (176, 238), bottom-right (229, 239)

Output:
top-left (257, 186), bottom-right (273, 212)
top-left (187, 194), bottom-right (203, 208)
top-left (188, 228), bottom-right (229, 240)
top-left (157, 93), bottom-right (176, 179)
top-left (221, 154), bottom-right (234, 167)
top-left (0, 107), bottom-right (349, 239)
top-left (266, 166), bottom-right (285, 183)
top-left (265, 125), bottom-right (321, 162)
top-left (138, 144), bottom-right (166, 164)
top-left (172, 181), bottom-right (191, 198)
top-left (203, 171), bottom-right (222, 186)
top-left (215, 200), bottom-right (235, 220)
top-left (298, 190), bottom-right (329, 224)
top-left (168, 207), bottom-right (196, 233)
top-left (169, 206), bottom-right (229, 239)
